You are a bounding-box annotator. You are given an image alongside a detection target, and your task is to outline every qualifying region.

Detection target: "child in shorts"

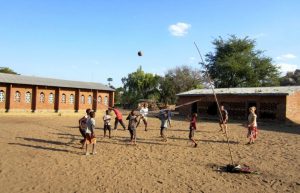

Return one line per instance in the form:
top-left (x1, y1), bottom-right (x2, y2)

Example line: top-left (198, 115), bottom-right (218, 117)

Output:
top-left (103, 110), bottom-right (112, 138)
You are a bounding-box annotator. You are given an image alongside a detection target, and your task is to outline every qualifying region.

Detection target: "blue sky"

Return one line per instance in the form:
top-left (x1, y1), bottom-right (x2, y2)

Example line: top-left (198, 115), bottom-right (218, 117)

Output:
top-left (0, 0), bottom-right (299, 87)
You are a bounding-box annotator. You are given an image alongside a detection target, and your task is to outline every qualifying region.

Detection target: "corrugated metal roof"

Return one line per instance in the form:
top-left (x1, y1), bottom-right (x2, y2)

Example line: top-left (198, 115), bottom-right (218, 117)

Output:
top-left (177, 86), bottom-right (300, 96)
top-left (0, 73), bottom-right (114, 91)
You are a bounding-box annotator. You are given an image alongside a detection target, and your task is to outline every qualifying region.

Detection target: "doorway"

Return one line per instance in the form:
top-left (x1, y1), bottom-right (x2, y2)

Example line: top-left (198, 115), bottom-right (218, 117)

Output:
top-left (191, 102), bottom-right (198, 114)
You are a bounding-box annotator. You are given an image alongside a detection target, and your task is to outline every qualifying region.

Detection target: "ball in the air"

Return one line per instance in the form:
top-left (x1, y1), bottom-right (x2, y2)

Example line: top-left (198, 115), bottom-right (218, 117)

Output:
top-left (138, 51), bottom-right (143, 56)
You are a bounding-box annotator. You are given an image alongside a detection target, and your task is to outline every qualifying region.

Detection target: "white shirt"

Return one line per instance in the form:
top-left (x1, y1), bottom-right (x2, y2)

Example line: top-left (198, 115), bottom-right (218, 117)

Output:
top-left (103, 115), bottom-right (111, 125)
top-left (140, 107), bottom-right (148, 117)
top-left (248, 113), bottom-right (257, 127)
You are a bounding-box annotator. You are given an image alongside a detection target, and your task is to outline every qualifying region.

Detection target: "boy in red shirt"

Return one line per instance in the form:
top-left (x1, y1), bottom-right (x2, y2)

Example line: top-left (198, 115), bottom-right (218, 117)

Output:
top-left (109, 106), bottom-right (126, 130)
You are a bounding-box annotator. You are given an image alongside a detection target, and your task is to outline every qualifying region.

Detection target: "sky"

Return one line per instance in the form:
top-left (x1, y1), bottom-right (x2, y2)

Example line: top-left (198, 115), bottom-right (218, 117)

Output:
top-left (0, 0), bottom-right (299, 87)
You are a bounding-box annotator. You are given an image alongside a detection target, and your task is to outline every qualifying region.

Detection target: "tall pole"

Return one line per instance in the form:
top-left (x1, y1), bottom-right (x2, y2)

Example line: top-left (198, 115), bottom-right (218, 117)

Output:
top-left (194, 42), bottom-right (234, 165)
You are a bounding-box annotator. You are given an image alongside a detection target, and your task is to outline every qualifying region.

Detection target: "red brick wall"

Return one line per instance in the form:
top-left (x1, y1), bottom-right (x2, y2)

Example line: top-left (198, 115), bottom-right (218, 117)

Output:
top-left (286, 91), bottom-right (300, 123)
top-left (9, 84), bottom-right (33, 111)
top-left (96, 92), bottom-right (110, 110)
top-left (0, 83), bottom-right (114, 113)
top-left (35, 86), bottom-right (56, 111)
top-left (78, 89), bottom-right (94, 111)
top-left (59, 88), bottom-right (77, 110)
top-left (0, 84), bottom-right (7, 110)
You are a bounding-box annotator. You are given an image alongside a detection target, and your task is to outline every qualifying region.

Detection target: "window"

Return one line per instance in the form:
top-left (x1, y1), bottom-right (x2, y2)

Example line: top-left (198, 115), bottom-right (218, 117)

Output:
top-left (97, 96), bottom-right (102, 104)
top-left (87, 95), bottom-right (92, 104)
top-left (0, 90), bottom-right (5, 102)
top-left (81, 95), bottom-right (85, 104)
top-left (40, 92), bottom-right (45, 103)
top-left (70, 94), bottom-right (74, 104)
top-left (15, 91), bottom-right (21, 102)
top-left (61, 94), bottom-right (66, 103)
top-left (104, 96), bottom-right (108, 106)
top-left (49, 93), bottom-right (54, 104)
top-left (25, 92), bottom-right (31, 103)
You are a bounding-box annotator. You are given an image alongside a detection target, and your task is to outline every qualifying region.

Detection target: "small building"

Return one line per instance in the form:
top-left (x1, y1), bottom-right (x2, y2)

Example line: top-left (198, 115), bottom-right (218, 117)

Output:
top-left (176, 86), bottom-right (300, 122)
top-left (0, 73), bottom-right (114, 113)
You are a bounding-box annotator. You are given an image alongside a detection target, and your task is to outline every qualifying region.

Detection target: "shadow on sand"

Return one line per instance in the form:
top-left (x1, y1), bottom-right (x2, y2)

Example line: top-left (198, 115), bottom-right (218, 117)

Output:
top-left (8, 142), bottom-right (81, 154)
top-left (171, 114), bottom-right (300, 135)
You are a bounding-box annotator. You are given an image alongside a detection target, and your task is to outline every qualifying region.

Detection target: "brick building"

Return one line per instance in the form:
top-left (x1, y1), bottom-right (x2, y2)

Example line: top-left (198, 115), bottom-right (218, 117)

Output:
top-left (176, 86), bottom-right (300, 122)
top-left (0, 73), bottom-right (114, 113)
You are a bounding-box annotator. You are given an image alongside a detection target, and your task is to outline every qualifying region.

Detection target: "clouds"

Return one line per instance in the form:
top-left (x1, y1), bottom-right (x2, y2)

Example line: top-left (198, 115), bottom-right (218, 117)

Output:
top-left (276, 53), bottom-right (296, 60)
top-left (168, 22), bottom-right (191, 37)
top-left (277, 63), bottom-right (298, 73)
top-left (275, 53), bottom-right (298, 74)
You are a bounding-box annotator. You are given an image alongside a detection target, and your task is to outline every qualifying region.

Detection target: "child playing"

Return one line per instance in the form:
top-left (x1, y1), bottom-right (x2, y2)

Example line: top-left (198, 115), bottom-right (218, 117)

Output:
top-left (247, 106), bottom-right (258, 144)
top-left (189, 113), bottom-right (198, 147)
top-left (103, 110), bottom-right (112, 138)
top-left (109, 106), bottom-right (126, 130)
top-left (219, 105), bottom-right (228, 133)
top-left (78, 108), bottom-right (91, 145)
top-left (126, 110), bottom-right (139, 145)
top-left (137, 103), bottom-right (148, 131)
top-left (158, 110), bottom-right (169, 142)
top-left (83, 111), bottom-right (97, 155)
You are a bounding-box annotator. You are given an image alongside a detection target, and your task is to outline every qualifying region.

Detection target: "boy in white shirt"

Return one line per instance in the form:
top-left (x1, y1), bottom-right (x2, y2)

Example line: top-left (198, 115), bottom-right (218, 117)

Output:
top-left (103, 110), bottom-right (112, 138)
top-left (137, 103), bottom-right (149, 131)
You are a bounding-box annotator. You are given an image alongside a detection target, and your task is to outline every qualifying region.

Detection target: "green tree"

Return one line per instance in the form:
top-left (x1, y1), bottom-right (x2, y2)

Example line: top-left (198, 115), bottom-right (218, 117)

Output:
top-left (159, 65), bottom-right (203, 104)
top-left (114, 87), bottom-right (124, 105)
top-left (121, 66), bottom-right (160, 106)
top-left (280, 69), bottom-right (300, 86)
top-left (204, 35), bottom-right (280, 88)
top-left (0, 67), bottom-right (19, 74)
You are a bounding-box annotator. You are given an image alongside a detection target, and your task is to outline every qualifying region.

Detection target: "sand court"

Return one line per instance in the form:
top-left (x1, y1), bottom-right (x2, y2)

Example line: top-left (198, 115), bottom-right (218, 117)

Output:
top-left (0, 114), bottom-right (299, 193)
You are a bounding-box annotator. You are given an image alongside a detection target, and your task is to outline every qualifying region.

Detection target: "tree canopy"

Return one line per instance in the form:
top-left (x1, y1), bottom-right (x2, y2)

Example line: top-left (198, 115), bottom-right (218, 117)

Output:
top-left (0, 67), bottom-right (19, 74)
top-left (280, 69), bottom-right (300, 86)
top-left (204, 35), bottom-right (280, 88)
top-left (159, 65), bottom-right (203, 104)
top-left (121, 66), bottom-right (160, 106)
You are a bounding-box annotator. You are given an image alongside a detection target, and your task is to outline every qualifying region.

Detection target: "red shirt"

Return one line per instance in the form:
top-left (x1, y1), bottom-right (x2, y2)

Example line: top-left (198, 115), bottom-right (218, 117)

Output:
top-left (190, 116), bottom-right (197, 129)
top-left (113, 109), bottom-right (123, 120)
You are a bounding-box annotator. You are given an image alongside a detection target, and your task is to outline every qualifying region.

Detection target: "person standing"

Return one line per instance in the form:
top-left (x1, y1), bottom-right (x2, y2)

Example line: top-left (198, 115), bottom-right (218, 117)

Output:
top-left (137, 103), bottom-right (148, 131)
top-left (78, 108), bottom-right (91, 145)
top-left (103, 110), bottom-right (112, 138)
top-left (84, 111), bottom-right (97, 155)
top-left (247, 106), bottom-right (258, 144)
top-left (189, 113), bottom-right (198, 147)
top-left (109, 106), bottom-right (126, 130)
top-left (158, 110), bottom-right (169, 142)
top-left (126, 110), bottom-right (139, 145)
top-left (219, 105), bottom-right (228, 133)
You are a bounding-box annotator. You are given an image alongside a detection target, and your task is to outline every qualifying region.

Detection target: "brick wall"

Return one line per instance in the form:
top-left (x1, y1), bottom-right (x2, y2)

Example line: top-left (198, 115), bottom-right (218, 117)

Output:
top-left (77, 89), bottom-right (94, 111)
top-left (10, 84), bottom-right (33, 111)
top-left (0, 84), bottom-right (7, 111)
top-left (177, 94), bottom-right (287, 121)
top-left (59, 88), bottom-right (77, 111)
top-left (0, 83), bottom-right (114, 113)
top-left (35, 86), bottom-right (56, 112)
top-left (286, 91), bottom-right (300, 123)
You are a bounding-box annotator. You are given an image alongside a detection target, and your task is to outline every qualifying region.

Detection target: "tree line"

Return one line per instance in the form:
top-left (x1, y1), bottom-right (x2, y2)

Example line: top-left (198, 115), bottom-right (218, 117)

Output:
top-left (117, 35), bottom-right (299, 106)
top-left (1, 35), bottom-right (299, 106)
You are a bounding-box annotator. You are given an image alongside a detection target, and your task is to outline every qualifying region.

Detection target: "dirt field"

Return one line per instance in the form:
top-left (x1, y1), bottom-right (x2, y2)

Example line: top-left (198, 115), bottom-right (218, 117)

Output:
top-left (0, 112), bottom-right (299, 193)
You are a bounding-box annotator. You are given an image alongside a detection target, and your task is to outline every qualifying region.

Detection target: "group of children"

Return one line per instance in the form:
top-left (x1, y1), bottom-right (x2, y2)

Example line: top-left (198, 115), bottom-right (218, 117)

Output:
top-left (218, 105), bottom-right (258, 144)
top-left (78, 103), bottom-right (258, 155)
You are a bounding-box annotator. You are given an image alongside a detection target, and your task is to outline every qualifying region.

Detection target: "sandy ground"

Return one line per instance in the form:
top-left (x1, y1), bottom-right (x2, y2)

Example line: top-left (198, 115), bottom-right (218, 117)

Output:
top-left (0, 112), bottom-right (299, 193)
